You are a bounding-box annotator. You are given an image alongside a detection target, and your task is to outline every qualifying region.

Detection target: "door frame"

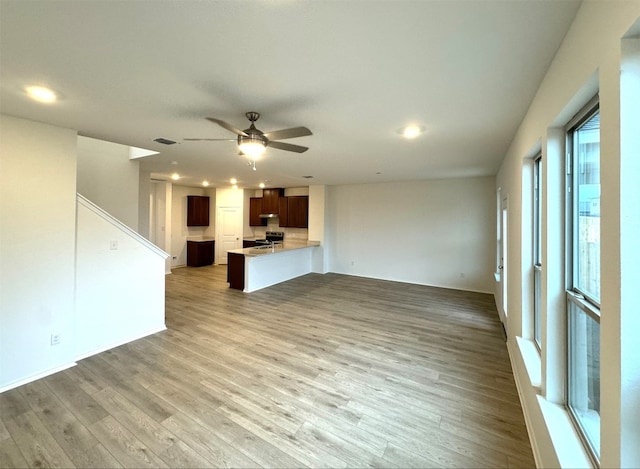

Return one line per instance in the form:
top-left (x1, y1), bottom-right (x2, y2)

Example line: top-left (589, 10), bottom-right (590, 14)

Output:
top-left (215, 206), bottom-right (242, 265)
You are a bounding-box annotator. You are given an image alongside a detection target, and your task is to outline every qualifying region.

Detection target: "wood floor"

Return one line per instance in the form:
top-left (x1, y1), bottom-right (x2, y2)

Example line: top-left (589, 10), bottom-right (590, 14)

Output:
top-left (1, 266), bottom-right (535, 468)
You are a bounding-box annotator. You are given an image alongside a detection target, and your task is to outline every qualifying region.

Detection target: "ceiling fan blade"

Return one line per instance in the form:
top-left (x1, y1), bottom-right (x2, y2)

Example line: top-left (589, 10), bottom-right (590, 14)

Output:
top-left (184, 138), bottom-right (236, 141)
top-left (262, 127), bottom-right (312, 140)
top-left (206, 117), bottom-right (248, 137)
top-left (267, 141), bottom-right (309, 153)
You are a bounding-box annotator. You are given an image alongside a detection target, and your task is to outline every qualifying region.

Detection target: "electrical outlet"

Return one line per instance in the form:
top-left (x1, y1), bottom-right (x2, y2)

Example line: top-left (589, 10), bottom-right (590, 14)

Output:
top-left (50, 333), bottom-right (61, 346)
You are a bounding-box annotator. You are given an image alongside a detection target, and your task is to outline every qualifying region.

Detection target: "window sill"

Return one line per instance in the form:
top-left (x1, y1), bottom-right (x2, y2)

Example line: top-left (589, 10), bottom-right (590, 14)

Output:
top-left (516, 336), bottom-right (541, 390)
top-left (537, 396), bottom-right (594, 469)
top-left (514, 338), bottom-right (595, 468)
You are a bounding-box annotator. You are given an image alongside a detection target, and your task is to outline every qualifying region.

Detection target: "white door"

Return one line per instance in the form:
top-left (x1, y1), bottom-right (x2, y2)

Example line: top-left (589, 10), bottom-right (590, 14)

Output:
top-left (498, 195), bottom-right (508, 328)
top-left (216, 206), bottom-right (242, 265)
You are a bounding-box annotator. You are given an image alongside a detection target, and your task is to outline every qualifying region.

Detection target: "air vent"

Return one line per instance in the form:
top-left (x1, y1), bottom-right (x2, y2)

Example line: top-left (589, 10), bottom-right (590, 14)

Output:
top-left (154, 138), bottom-right (177, 145)
top-left (302, 175), bottom-right (314, 179)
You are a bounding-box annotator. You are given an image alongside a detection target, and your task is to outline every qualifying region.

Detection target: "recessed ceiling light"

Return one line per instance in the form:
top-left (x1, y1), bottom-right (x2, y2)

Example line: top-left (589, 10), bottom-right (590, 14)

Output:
top-left (25, 85), bottom-right (57, 103)
top-left (401, 125), bottom-right (425, 139)
top-left (202, 181), bottom-right (209, 187)
top-left (259, 182), bottom-right (265, 189)
top-left (230, 178), bottom-right (237, 185)
top-left (171, 173), bottom-right (180, 180)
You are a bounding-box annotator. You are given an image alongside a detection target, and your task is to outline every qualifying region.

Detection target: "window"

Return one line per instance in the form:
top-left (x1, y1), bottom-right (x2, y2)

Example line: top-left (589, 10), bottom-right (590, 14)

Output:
top-left (566, 100), bottom-right (600, 462)
top-left (533, 154), bottom-right (542, 349)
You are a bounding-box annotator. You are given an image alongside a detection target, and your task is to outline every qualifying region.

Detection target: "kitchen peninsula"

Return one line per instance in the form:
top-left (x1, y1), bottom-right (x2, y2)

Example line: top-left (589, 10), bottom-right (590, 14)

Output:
top-left (227, 240), bottom-right (320, 292)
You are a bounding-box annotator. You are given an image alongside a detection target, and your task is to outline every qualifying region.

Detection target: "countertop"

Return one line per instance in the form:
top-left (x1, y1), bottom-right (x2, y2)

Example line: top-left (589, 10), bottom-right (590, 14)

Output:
top-left (229, 240), bottom-right (320, 257)
top-left (186, 237), bottom-right (214, 242)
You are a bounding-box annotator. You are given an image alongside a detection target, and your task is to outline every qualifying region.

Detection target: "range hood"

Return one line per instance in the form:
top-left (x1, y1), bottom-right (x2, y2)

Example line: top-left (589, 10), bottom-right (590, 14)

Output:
top-left (259, 213), bottom-right (279, 218)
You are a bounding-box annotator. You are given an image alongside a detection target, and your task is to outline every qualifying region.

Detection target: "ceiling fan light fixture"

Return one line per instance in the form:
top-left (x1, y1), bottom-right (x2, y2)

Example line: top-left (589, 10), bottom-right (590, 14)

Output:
top-left (238, 138), bottom-right (266, 159)
top-left (401, 125), bottom-right (425, 139)
top-left (25, 85), bottom-right (57, 103)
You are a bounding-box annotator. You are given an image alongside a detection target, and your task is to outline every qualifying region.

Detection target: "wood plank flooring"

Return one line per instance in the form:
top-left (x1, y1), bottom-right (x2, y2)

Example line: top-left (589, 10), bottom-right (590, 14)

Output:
top-left (1, 266), bottom-right (535, 468)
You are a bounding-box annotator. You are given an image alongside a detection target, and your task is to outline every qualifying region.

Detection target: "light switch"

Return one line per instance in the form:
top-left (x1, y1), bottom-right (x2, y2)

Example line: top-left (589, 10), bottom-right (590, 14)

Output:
top-left (110, 240), bottom-right (118, 250)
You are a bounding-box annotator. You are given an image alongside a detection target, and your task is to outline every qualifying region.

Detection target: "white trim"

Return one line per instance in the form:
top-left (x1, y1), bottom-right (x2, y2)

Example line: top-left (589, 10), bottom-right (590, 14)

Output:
top-left (75, 325), bottom-right (167, 362)
top-left (507, 338), bottom-right (542, 468)
top-left (0, 362), bottom-right (76, 393)
top-left (0, 326), bottom-right (168, 393)
top-left (508, 336), bottom-right (594, 469)
top-left (538, 396), bottom-right (594, 469)
top-left (516, 336), bottom-right (542, 389)
top-left (77, 193), bottom-right (169, 259)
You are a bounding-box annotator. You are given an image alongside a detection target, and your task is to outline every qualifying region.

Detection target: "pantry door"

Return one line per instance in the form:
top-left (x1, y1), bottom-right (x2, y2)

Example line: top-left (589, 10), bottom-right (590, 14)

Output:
top-left (216, 206), bottom-right (242, 264)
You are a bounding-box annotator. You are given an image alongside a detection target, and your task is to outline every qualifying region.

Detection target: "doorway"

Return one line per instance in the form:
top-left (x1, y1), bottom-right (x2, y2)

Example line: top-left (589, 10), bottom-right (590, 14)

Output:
top-left (216, 206), bottom-right (242, 264)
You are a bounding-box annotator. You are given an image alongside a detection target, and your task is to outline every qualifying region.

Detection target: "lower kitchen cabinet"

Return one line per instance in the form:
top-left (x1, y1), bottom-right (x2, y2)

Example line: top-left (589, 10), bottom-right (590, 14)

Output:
top-left (187, 240), bottom-right (214, 267)
top-left (227, 252), bottom-right (245, 290)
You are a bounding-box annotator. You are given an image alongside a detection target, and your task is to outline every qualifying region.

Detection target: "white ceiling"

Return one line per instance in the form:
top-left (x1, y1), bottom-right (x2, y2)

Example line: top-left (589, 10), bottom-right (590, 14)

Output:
top-left (0, 0), bottom-right (581, 189)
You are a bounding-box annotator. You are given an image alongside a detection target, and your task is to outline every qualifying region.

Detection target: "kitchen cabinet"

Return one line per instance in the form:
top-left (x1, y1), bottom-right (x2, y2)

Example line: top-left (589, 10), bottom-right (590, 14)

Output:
top-left (243, 240), bottom-right (256, 248)
top-left (279, 196), bottom-right (308, 228)
top-left (288, 196), bottom-right (308, 228)
top-left (261, 188), bottom-right (284, 214)
top-left (187, 240), bottom-right (214, 267)
top-left (249, 197), bottom-right (267, 226)
top-left (227, 252), bottom-right (245, 290)
top-left (278, 197), bottom-right (288, 227)
top-left (187, 195), bottom-right (209, 226)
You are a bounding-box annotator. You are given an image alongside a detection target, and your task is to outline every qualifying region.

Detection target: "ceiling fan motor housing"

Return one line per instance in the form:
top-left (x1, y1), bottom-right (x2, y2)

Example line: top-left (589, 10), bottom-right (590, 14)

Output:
top-left (237, 127), bottom-right (267, 147)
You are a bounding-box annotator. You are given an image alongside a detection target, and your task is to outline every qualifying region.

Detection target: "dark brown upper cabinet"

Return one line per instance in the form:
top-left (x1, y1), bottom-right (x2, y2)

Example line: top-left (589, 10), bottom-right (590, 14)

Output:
top-left (187, 195), bottom-right (210, 226)
top-left (278, 197), bottom-right (289, 227)
top-left (279, 196), bottom-right (308, 228)
top-left (249, 197), bottom-right (267, 226)
top-left (261, 188), bottom-right (284, 214)
top-left (288, 196), bottom-right (309, 228)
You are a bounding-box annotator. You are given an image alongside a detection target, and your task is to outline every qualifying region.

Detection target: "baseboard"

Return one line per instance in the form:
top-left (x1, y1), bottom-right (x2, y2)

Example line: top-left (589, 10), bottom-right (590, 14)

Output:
top-left (507, 338), bottom-right (543, 468)
top-left (75, 324), bottom-right (167, 362)
top-left (0, 362), bottom-right (77, 393)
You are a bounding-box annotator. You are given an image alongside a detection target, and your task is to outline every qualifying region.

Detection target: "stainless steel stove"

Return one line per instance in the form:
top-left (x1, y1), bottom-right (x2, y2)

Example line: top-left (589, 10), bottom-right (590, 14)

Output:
top-left (255, 231), bottom-right (284, 246)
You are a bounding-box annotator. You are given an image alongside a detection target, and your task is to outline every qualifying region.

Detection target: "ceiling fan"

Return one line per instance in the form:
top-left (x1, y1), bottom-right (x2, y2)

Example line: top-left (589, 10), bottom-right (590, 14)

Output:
top-left (185, 112), bottom-right (312, 170)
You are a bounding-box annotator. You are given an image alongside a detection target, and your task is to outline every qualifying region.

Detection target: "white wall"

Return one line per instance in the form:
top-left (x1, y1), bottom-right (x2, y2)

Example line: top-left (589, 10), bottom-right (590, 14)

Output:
top-left (75, 196), bottom-right (167, 359)
top-left (150, 181), bottom-right (173, 274)
top-left (495, 2), bottom-right (640, 468)
top-left (0, 115), bottom-right (78, 390)
top-left (76, 136), bottom-right (140, 230)
top-left (138, 170), bottom-right (152, 239)
top-left (309, 185), bottom-right (329, 273)
top-left (327, 177), bottom-right (495, 293)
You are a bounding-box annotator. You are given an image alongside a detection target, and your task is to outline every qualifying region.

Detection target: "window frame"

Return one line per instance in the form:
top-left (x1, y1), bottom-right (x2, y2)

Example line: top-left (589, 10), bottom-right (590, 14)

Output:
top-left (533, 154), bottom-right (542, 350)
top-left (564, 96), bottom-right (601, 465)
